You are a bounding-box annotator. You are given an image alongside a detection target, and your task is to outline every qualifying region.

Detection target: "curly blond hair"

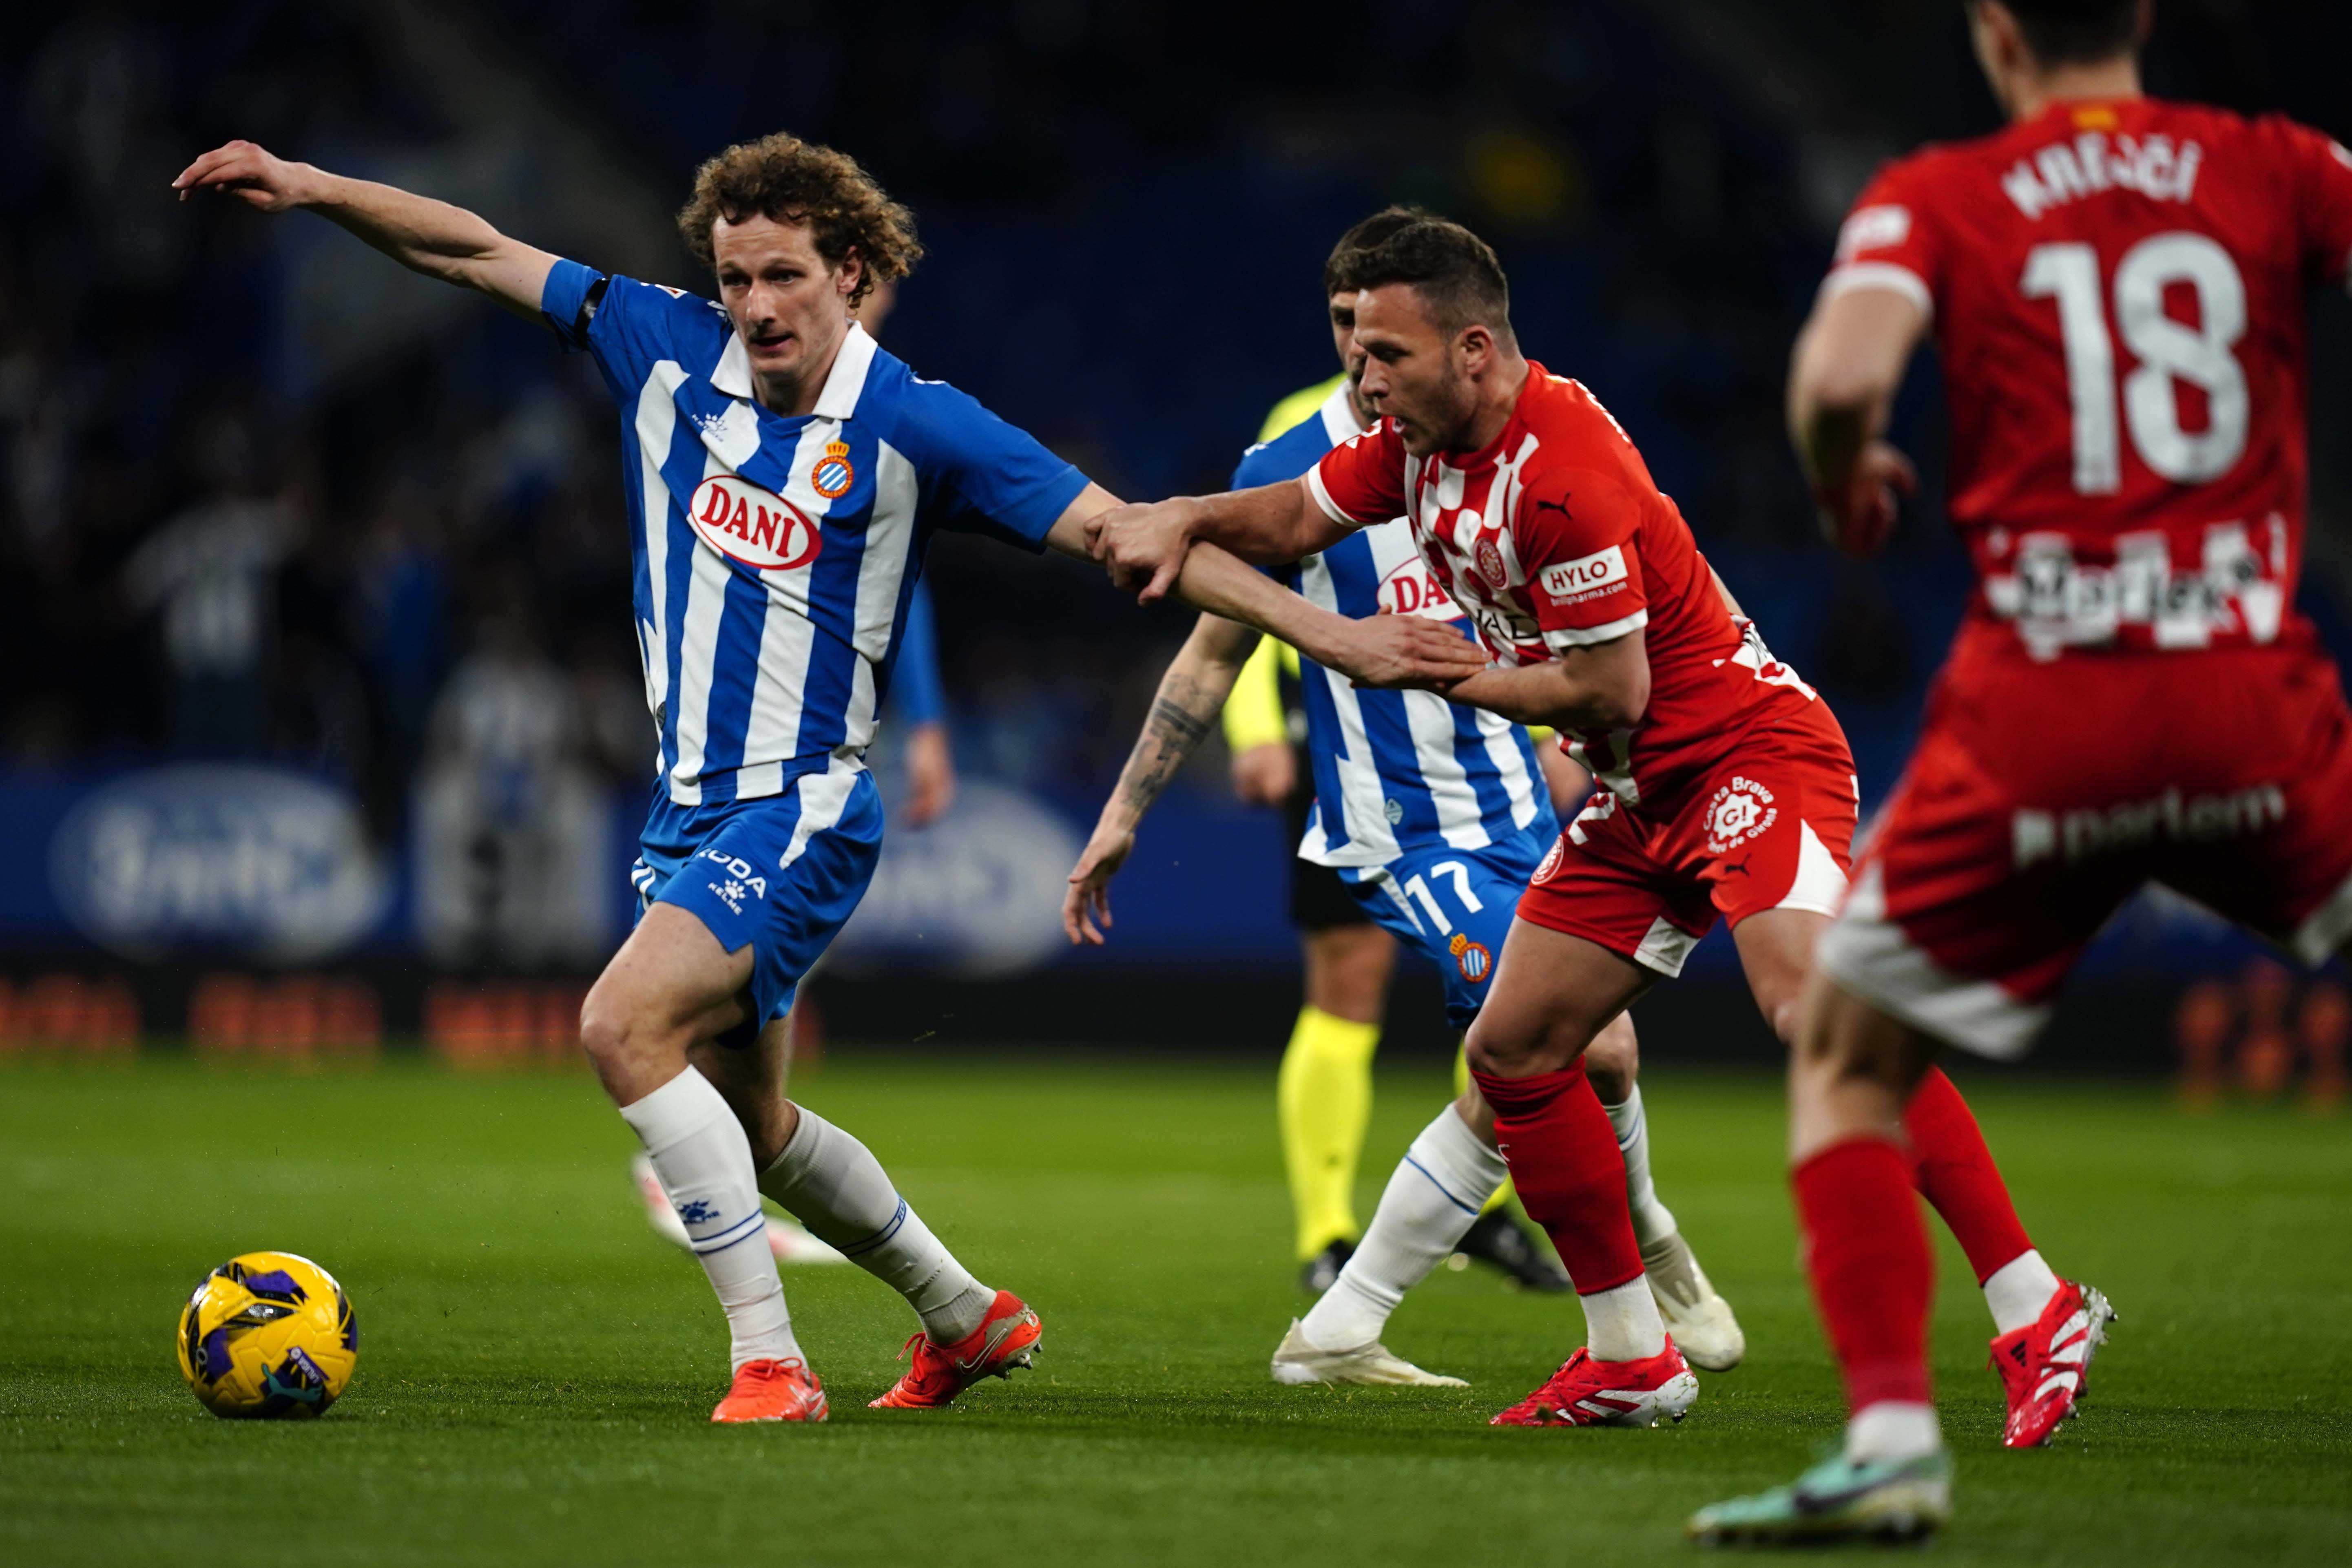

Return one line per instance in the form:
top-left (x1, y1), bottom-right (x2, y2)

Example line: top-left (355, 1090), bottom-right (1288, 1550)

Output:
top-left (675, 133), bottom-right (922, 305)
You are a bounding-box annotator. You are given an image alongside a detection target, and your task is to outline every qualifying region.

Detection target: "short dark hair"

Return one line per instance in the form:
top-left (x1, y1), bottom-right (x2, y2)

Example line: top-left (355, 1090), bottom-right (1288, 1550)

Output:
top-left (1331, 215), bottom-right (1514, 343)
top-left (1322, 205), bottom-right (1432, 298)
top-left (676, 132), bottom-right (921, 305)
top-left (1983, 0), bottom-right (2143, 66)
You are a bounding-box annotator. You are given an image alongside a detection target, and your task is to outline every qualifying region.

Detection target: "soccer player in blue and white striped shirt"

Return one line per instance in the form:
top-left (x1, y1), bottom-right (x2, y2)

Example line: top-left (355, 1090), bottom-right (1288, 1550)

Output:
top-left (1064, 209), bottom-right (1744, 1386)
top-left (174, 133), bottom-right (1485, 1422)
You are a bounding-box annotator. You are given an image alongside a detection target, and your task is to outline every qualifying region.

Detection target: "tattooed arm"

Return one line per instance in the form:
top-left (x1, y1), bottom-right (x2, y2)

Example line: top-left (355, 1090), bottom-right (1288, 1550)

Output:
top-left (1064, 613), bottom-right (1264, 944)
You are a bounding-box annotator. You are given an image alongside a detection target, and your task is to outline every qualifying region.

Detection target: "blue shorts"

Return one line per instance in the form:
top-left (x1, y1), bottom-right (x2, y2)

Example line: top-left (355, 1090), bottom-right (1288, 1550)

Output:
top-left (630, 761), bottom-right (884, 1047)
top-left (1339, 823), bottom-right (1552, 1031)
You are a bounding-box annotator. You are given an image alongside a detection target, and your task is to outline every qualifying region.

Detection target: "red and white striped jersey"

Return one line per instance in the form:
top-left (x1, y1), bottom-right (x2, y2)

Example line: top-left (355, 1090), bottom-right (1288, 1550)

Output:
top-left (1826, 98), bottom-right (2352, 662)
top-left (1305, 365), bottom-right (1819, 808)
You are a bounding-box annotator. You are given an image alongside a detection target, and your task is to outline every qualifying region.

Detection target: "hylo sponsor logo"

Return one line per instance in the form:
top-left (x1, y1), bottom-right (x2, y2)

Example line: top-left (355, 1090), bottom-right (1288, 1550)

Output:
top-left (1538, 544), bottom-right (1628, 603)
top-left (687, 473), bottom-right (823, 571)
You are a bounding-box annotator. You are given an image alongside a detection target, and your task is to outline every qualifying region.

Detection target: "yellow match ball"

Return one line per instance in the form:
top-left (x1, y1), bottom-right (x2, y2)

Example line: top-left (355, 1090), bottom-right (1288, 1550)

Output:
top-left (175, 1252), bottom-right (358, 1418)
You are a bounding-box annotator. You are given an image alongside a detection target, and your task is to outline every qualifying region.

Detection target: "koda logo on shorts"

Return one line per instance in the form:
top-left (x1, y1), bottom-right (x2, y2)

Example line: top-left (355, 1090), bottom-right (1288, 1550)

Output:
top-left (687, 473), bottom-right (823, 571)
top-left (1538, 544), bottom-right (1628, 605)
top-left (1449, 932), bottom-right (1492, 984)
top-left (698, 849), bottom-right (768, 915)
top-left (1704, 777), bottom-right (1778, 854)
top-left (810, 439), bottom-right (856, 499)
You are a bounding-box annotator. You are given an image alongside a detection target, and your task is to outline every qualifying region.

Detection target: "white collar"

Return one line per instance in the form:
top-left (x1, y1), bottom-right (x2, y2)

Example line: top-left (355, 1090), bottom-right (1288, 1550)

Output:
top-left (1317, 377), bottom-right (1366, 445)
top-left (708, 320), bottom-right (878, 419)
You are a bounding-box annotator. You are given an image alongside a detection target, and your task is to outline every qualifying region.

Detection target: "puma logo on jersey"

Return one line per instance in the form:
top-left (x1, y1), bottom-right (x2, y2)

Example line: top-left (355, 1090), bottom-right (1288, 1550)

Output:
top-left (1537, 544), bottom-right (1628, 604)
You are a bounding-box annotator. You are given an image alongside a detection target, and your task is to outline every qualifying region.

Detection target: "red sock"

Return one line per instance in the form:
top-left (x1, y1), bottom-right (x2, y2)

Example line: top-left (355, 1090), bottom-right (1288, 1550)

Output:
top-left (1794, 1135), bottom-right (1934, 1411)
top-left (1471, 1062), bottom-right (1644, 1295)
top-left (1904, 1067), bottom-right (2033, 1285)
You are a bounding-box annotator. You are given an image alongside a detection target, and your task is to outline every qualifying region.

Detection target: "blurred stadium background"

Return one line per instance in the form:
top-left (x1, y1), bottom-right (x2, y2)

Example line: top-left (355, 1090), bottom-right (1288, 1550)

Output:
top-left (0, 0), bottom-right (2348, 1091)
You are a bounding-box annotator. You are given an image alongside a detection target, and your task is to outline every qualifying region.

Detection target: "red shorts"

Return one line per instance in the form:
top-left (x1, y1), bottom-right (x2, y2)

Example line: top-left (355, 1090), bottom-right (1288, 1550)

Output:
top-left (1817, 640), bottom-right (2352, 1060)
top-left (1517, 695), bottom-right (1858, 976)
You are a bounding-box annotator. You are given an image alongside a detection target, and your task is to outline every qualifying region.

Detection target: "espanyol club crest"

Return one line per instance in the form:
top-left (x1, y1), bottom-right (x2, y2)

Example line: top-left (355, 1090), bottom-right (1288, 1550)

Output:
top-left (810, 438), bottom-right (856, 499)
top-left (1704, 776), bottom-right (1779, 855)
top-left (1448, 932), bottom-right (1493, 984)
top-left (686, 473), bottom-right (823, 571)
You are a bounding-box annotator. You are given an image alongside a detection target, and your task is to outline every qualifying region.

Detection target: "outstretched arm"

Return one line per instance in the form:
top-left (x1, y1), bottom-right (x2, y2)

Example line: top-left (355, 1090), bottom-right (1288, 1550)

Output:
top-left (1063, 613), bottom-right (1262, 944)
top-left (1442, 630), bottom-right (1651, 734)
top-left (1787, 284), bottom-right (1928, 557)
top-left (1045, 486), bottom-right (1486, 691)
top-left (174, 141), bottom-right (558, 321)
top-left (1090, 477), bottom-right (1350, 604)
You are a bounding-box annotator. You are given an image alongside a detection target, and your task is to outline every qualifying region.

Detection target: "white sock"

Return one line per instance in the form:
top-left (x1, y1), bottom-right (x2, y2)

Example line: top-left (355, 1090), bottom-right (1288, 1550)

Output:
top-left (1301, 1104), bottom-right (1505, 1351)
top-left (1602, 1087), bottom-right (1680, 1250)
top-left (1982, 1248), bottom-right (2062, 1336)
top-left (618, 1068), bottom-right (799, 1372)
top-left (1579, 1277), bottom-right (1667, 1362)
top-left (1846, 1400), bottom-right (1943, 1464)
top-left (759, 1106), bottom-right (993, 1343)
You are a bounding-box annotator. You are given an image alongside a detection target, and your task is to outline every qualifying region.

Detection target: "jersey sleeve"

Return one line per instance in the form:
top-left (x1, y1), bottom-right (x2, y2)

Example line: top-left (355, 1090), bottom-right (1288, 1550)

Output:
top-left (889, 577), bottom-right (947, 725)
top-left (901, 381), bottom-right (1089, 553)
top-left (2273, 117), bottom-right (2352, 292)
top-left (1517, 467), bottom-right (1649, 651)
top-left (1303, 421), bottom-right (1406, 530)
top-left (1819, 157), bottom-right (1945, 321)
top-left (539, 263), bottom-right (731, 392)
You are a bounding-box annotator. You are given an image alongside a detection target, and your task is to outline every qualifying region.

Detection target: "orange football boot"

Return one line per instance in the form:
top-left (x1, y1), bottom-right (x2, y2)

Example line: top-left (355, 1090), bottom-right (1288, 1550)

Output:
top-left (710, 1357), bottom-right (829, 1423)
top-left (868, 1289), bottom-right (1042, 1409)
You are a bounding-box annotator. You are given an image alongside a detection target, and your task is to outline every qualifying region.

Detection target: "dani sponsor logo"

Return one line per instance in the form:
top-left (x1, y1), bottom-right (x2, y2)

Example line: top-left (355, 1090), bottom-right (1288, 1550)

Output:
top-left (686, 473), bottom-right (823, 571)
top-left (1377, 557), bottom-right (1460, 620)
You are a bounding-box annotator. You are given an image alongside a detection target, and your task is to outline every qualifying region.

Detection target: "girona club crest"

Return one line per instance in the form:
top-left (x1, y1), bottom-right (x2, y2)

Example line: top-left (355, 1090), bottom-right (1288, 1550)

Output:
top-left (1475, 537), bottom-right (1508, 588)
top-left (686, 473), bottom-right (823, 571)
top-left (1448, 931), bottom-right (1492, 984)
top-left (810, 438), bottom-right (856, 500)
top-left (1531, 836), bottom-right (1567, 885)
top-left (1704, 776), bottom-right (1779, 855)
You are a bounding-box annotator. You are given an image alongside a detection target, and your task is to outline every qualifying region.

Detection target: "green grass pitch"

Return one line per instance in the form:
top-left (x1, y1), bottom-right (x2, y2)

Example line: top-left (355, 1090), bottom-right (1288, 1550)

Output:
top-left (2, 1052), bottom-right (2346, 1566)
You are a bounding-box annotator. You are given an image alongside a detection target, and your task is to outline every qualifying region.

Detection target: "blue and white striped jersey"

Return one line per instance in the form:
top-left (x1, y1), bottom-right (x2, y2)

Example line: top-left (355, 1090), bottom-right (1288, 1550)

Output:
top-left (542, 261), bottom-right (1084, 807)
top-left (1234, 382), bottom-right (1552, 868)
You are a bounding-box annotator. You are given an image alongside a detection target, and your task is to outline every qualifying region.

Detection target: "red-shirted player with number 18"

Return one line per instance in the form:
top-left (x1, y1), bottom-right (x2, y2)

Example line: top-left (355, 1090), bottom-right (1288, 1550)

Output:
top-left (1095, 215), bottom-right (2074, 1435)
top-left (1694, 0), bottom-right (2352, 1546)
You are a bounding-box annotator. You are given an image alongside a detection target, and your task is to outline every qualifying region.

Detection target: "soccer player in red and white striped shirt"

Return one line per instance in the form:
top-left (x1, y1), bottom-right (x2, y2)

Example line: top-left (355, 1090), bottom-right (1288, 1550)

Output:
top-left (1097, 215), bottom-right (2063, 1434)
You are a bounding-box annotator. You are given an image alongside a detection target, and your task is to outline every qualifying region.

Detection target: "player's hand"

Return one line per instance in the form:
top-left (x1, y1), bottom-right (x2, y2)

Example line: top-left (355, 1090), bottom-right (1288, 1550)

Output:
top-left (899, 723), bottom-right (957, 829)
top-left (1331, 612), bottom-right (1491, 691)
top-left (1815, 440), bottom-right (1918, 559)
top-left (172, 141), bottom-right (321, 211)
top-left (1063, 827), bottom-right (1135, 945)
top-left (1094, 499), bottom-right (1200, 605)
top-left (1229, 742), bottom-right (1296, 807)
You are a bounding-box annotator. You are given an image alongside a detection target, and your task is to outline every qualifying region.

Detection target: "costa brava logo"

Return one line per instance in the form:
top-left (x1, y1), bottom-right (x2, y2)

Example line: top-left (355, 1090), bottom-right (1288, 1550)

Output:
top-left (1704, 777), bottom-right (1778, 855)
top-left (686, 473), bottom-right (823, 571)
